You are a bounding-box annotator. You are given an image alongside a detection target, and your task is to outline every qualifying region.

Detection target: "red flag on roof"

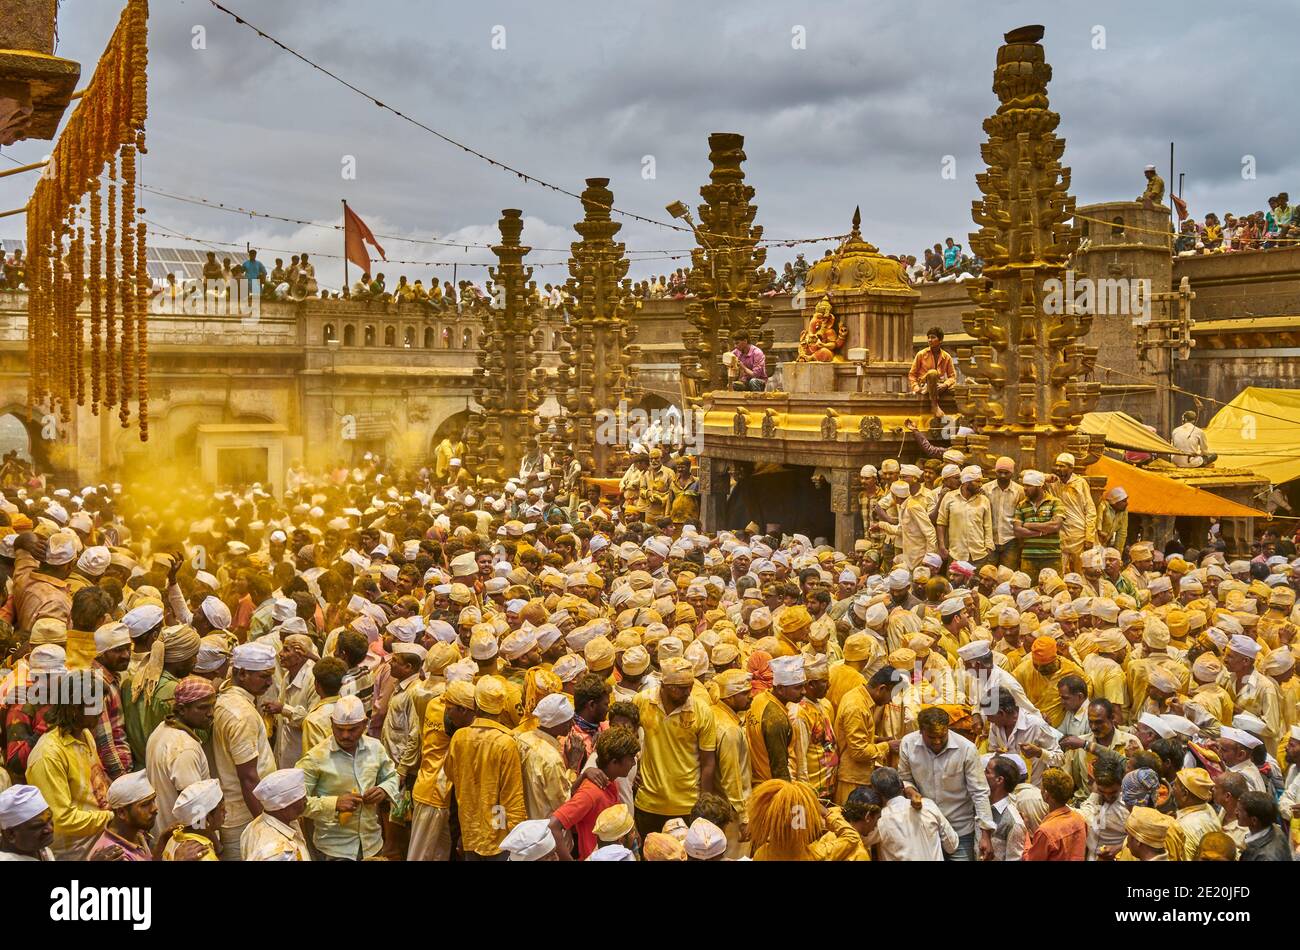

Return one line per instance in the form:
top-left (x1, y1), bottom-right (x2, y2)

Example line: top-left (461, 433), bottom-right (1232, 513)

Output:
top-left (343, 203), bottom-right (386, 276)
top-left (1171, 193), bottom-right (1189, 222)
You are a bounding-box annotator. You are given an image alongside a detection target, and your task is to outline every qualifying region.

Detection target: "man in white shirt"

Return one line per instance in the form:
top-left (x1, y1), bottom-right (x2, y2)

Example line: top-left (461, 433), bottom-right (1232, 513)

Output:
top-left (1170, 410), bottom-right (1214, 468)
top-left (985, 754), bottom-right (1026, 861)
top-left (985, 690), bottom-right (1064, 787)
top-left (213, 642), bottom-right (279, 860)
top-left (898, 706), bottom-right (996, 860)
top-left (981, 456), bottom-right (1025, 568)
top-left (871, 766), bottom-right (957, 861)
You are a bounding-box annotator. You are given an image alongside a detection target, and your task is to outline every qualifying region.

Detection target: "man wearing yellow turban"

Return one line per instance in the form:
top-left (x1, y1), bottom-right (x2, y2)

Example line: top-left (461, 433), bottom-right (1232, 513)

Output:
top-left (1123, 805), bottom-right (1185, 861)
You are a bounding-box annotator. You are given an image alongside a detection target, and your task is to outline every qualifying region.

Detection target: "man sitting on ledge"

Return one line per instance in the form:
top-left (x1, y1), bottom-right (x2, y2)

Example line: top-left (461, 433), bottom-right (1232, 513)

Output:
top-left (908, 327), bottom-right (957, 417)
top-left (730, 331), bottom-right (767, 392)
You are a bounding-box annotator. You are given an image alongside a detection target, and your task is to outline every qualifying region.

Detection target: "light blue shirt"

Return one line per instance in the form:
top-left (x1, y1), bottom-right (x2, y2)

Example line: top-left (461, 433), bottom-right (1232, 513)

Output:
top-left (299, 733), bottom-right (400, 859)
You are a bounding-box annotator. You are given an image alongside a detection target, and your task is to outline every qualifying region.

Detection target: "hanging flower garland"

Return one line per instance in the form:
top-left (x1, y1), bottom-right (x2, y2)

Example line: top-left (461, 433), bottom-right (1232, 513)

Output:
top-left (25, 0), bottom-right (150, 438)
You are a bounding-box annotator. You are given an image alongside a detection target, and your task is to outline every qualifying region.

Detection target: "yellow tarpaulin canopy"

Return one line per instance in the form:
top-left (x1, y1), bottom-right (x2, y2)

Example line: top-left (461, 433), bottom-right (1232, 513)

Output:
top-left (1080, 411), bottom-right (1179, 454)
top-left (1085, 455), bottom-right (1266, 518)
top-left (1205, 387), bottom-right (1300, 485)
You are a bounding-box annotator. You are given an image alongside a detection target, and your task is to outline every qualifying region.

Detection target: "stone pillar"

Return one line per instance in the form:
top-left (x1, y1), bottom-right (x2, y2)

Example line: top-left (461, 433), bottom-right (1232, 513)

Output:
top-left (698, 456), bottom-right (729, 534)
top-left (829, 468), bottom-right (858, 553)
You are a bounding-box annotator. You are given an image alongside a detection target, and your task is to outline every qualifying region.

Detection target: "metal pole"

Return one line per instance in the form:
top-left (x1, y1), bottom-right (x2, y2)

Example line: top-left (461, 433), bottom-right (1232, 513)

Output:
top-left (1169, 142), bottom-right (1175, 223)
top-left (341, 199), bottom-right (350, 295)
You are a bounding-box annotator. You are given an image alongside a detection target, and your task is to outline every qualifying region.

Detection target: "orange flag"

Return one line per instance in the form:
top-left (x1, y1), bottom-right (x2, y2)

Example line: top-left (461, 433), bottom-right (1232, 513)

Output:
top-left (1171, 193), bottom-right (1189, 222)
top-left (344, 204), bottom-right (386, 276)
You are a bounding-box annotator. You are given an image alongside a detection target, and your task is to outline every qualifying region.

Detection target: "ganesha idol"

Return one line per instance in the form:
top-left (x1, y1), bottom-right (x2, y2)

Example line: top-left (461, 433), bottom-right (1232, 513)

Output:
top-left (796, 297), bottom-right (848, 362)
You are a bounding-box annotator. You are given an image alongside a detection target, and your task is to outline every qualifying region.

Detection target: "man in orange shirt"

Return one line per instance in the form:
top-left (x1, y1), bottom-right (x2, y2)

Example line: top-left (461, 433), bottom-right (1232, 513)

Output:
top-left (908, 327), bottom-right (957, 418)
top-left (1023, 768), bottom-right (1086, 860)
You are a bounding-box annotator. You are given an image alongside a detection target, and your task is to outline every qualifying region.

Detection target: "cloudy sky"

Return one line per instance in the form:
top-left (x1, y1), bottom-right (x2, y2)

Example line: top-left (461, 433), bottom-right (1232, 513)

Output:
top-left (2, 0), bottom-right (1292, 290)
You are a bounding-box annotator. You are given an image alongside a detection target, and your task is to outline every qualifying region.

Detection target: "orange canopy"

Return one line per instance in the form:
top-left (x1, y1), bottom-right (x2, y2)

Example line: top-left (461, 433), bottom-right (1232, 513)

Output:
top-left (1085, 455), bottom-right (1265, 518)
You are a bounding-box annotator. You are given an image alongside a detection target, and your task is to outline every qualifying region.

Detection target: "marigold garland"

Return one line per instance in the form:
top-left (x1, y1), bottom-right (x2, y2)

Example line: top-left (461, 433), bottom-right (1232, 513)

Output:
top-left (25, 0), bottom-right (150, 439)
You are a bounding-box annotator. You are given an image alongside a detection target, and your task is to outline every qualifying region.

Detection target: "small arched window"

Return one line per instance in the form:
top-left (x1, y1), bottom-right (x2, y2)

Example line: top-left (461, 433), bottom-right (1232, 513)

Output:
top-left (343, 324), bottom-right (356, 346)
top-left (1110, 216), bottom-right (1126, 239)
top-left (424, 327), bottom-right (435, 349)
top-left (364, 325), bottom-right (376, 347)
top-left (462, 327), bottom-right (474, 349)
top-left (384, 326), bottom-right (396, 347)
top-left (323, 323), bottom-right (336, 343)
top-left (404, 326), bottom-right (415, 348)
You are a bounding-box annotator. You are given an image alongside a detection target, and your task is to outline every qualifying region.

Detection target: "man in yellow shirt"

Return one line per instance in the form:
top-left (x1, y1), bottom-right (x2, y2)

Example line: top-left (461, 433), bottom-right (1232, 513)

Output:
top-left (515, 693), bottom-right (581, 821)
top-left (1047, 453), bottom-right (1096, 574)
top-left (632, 657), bottom-right (717, 837)
top-left (710, 668), bottom-right (753, 857)
top-left (833, 667), bottom-right (903, 804)
top-left (1013, 636), bottom-right (1088, 729)
top-left (443, 679), bottom-right (527, 860)
top-left (25, 698), bottom-right (112, 860)
top-left (408, 680), bottom-right (471, 861)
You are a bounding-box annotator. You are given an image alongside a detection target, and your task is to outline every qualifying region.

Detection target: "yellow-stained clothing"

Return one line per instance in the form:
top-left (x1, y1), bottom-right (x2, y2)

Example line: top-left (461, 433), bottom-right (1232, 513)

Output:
top-left (833, 684), bottom-right (892, 803)
top-left (791, 697), bottom-right (837, 801)
top-left (710, 701), bottom-right (752, 822)
top-left (1082, 654), bottom-right (1127, 709)
top-left (633, 687), bottom-right (718, 817)
top-left (411, 695), bottom-right (452, 809)
top-left (300, 694), bottom-right (339, 760)
top-left (1175, 803), bottom-right (1222, 861)
top-left (474, 673), bottom-right (524, 729)
top-left (827, 663), bottom-right (866, 714)
top-left (25, 728), bottom-right (111, 860)
top-left (514, 727), bottom-right (576, 821)
top-left (162, 829), bottom-right (219, 861)
top-left (1049, 474), bottom-right (1097, 568)
top-left (1012, 654), bottom-right (1089, 729)
top-left (745, 689), bottom-right (794, 784)
top-left (898, 495), bottom-right (938, 569)
top-left (444, 717), bottom-right (527, 856)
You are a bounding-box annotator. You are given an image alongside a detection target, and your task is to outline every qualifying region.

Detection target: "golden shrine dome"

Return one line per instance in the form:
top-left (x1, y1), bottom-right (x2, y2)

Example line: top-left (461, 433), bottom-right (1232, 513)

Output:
top-left (803, 207), bottom-right (919, 299)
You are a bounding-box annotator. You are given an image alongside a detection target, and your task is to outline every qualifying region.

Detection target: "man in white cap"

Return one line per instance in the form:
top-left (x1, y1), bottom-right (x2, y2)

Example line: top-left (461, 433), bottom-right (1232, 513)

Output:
top-left (1140, 163), bottom-right (1164, 207)
top-left (165, 778), bottom-right (225, 861)
top-left (1217, 726), bottom-right (1268, 794)
top-left (213, 641), bottom-right (278, 860)
top-left (89, 619), bottom-right (135, 780)
top-left (0, 785), bottom-right (55, 861)
top-left (240, 768), bottom-right (312, 861)
top-left (70, 545), bottom-right (110, 594)
top-left (1224, 635), bottom-right (1284, 755)
top-left (1012, 471), bottom-right (1062, 578)
top-left (895, 479), bottom-right (938, 569)
top-left (1047, 453), bottom-right (1095, 574)
top-left (121, 603), bottom-right (165, 681)
top-left (684, 816), bottom-right (728, 861)
top-left (88, 771), bottom-right (159, 861)
top-left (8, 529), bottom-right (79, 631)
top-left (500, 817), bottom-right (558, 861)
top-left (938, 465), bottom-right (994, 565)
top-left (515, 692), bottom-right (582, 821)
top-left (1097, 486), bottom-right (1129, 552)
top-left (299, 694), bottom-right (399, 860)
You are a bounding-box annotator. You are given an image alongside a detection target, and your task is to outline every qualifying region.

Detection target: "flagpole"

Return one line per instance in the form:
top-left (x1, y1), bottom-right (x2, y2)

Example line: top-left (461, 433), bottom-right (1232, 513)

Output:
top-left (342, 199), bottom-right (350, 296)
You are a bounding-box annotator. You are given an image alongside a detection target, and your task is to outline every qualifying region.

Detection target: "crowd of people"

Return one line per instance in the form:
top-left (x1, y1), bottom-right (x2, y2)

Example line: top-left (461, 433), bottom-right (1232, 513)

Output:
top-left (1174, 193), bottom-right (1299, 256)
top-left (0, 426), bottom-right (1296, 865)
